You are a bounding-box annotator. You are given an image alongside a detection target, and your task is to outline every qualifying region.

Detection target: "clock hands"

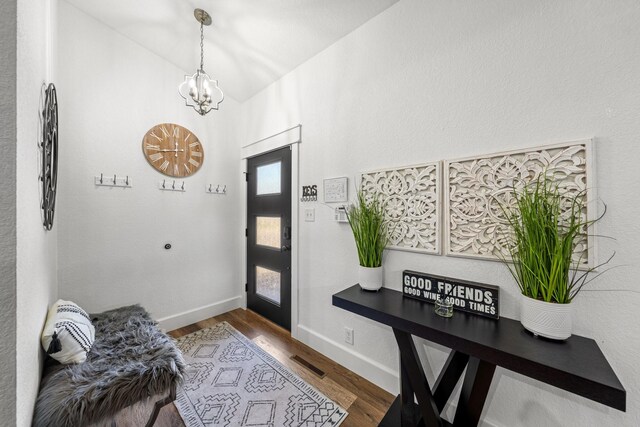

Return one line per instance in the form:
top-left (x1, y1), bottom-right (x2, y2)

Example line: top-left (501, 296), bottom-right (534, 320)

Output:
top-left (158, 141), bottom-right (185, 157)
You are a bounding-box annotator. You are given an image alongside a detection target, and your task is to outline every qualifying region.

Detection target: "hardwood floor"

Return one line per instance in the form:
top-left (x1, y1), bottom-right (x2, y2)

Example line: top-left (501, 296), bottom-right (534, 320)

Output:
top-left (155, 308), bottom-right (395, 426)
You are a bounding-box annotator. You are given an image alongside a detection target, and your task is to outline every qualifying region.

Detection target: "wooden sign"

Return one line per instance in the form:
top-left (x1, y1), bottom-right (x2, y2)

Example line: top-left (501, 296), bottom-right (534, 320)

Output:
top-left (402, 270), bottom-right (500, 319)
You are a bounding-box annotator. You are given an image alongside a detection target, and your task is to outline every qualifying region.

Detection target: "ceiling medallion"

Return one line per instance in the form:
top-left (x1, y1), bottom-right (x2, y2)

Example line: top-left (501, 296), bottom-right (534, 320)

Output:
top-left (178, 8), bottom-right (224, 116)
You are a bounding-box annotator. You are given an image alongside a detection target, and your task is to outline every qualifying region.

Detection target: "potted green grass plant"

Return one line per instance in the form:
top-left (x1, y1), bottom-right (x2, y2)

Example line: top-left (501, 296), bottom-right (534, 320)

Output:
top-left (501, 174), bottom-right (611, 340)
top-left (346, 190), bottom-right (389, 291)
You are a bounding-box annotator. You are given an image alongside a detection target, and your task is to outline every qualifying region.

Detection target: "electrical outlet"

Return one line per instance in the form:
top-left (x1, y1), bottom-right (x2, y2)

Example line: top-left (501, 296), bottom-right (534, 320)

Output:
top-left (344, 327), bottom-right (354, 345)
top-left (305, 208), bottom-right (315, 222)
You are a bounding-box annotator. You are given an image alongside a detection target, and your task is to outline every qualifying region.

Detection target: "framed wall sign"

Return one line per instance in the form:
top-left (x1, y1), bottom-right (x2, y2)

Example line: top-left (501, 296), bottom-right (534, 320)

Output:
top-left (402, 270), bottom-right (500, 319)
top-left (323, 177), bottom-right (348, 203)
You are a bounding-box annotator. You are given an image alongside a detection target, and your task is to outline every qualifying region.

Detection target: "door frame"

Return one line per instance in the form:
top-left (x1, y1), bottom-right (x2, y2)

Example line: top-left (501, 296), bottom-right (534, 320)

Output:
top-left (241, 125), bottom-right (301, 338)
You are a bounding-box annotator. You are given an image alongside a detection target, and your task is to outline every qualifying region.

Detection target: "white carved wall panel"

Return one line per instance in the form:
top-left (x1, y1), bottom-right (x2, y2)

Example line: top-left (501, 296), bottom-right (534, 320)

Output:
top-left (444, 140), bottom-right (594, 266)
top-left (361, 162), bottom-right (441, 254)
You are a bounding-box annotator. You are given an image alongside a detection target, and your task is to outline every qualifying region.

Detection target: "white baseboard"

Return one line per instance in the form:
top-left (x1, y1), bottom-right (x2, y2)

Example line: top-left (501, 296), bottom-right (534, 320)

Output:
top-left (296, 324), bottom-right (400, 394)
top-left (156, 296), bottom-right (242, 331)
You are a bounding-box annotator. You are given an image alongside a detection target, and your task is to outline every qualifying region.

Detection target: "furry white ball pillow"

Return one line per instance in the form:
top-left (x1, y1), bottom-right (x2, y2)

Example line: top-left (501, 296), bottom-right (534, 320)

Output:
top-left (41, 300), bottom-right (96, 364)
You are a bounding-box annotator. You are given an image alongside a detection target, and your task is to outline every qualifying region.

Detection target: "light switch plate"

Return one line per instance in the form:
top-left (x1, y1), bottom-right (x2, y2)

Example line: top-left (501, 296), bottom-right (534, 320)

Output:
top-left (305, 208), bottom-right (315, 222)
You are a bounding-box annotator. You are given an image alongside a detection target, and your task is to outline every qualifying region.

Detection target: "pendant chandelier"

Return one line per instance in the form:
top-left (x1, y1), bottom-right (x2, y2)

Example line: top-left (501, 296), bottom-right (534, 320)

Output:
top-left (179, 9), bottom-right (224, 116)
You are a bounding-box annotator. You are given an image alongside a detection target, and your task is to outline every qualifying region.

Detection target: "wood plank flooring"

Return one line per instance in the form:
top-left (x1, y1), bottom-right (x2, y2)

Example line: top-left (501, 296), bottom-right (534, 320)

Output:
top-left (155, 308), bottom-right (394, 426)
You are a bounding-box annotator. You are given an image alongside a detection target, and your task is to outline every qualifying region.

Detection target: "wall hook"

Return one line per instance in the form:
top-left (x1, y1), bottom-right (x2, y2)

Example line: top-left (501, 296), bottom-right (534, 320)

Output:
top-left (223, 185), bottom-right (227, 193)
top-left (216, 185), bottom-right (220, 192)
top-left (181, 181), bottom-right (185, 190)
top-left (162, 179), bottom-right (166, 188)
top-left (172, 180), bottom-right (176, 190)
top-left (209, 184), bottom-right (212, 192)
top-left (95, 173), bottom-right (132, 188)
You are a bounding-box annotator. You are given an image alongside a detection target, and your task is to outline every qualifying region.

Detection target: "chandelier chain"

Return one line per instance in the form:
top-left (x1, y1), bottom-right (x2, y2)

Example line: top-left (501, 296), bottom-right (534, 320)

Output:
top-left (200, 21), bottom-right (204, 71)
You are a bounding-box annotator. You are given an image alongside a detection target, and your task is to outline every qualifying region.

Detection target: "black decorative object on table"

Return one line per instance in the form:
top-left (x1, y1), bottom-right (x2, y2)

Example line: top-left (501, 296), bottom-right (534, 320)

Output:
top-left (41, 83), bottom-right (58, 231)
top-left (333, 285), bottom-right (625, 427)
top-left (402, 270), bottom-right (500, 319)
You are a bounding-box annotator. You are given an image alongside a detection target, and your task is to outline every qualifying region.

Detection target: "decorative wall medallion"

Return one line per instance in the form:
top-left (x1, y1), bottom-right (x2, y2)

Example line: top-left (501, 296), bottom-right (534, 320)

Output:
top-left (444, 140), bottom-right (594, 266)
top-left (41, 83), bottom-right (58, 231)
top-left (361, 162), bottom-right (441, 254)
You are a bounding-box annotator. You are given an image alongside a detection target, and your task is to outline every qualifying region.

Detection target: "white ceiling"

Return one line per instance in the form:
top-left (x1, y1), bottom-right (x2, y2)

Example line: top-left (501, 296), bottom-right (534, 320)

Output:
top-left (64, 0), bottom-right (400, 102)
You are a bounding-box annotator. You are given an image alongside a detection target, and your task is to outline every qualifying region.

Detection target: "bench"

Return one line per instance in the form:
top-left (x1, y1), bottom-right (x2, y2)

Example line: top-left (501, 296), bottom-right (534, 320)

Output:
top-left (33, 305), bottom-right (185, 426)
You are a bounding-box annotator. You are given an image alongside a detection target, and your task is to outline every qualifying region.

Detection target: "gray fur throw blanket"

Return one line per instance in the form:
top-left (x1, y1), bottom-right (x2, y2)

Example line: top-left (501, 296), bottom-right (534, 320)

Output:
top-left (33, 305), bottom-right (185, 426)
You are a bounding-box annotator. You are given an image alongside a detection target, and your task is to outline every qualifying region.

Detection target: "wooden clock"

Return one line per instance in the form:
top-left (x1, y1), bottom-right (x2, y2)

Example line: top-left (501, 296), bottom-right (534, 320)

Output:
top-left (142, 123), bottom-right (204, 177)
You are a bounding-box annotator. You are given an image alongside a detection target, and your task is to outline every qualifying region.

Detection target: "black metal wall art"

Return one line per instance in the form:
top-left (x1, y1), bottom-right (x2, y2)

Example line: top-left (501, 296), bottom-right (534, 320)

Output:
top-left (402, 270), bottom-right (500, 319)
top-left (41, 83), bottom-right (58, 231)
top-left (300, 185), bottom-right (317, 202)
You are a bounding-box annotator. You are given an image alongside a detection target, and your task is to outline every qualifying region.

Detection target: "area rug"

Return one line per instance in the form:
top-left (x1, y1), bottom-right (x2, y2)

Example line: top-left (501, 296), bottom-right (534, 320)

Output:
top-left (174, 322), bottom-right (348, 427)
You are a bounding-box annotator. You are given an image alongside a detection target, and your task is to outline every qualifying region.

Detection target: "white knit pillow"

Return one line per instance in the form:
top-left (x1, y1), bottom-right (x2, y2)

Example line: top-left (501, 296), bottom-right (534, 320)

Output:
top-left (41, 299), bottom-right (96, 364)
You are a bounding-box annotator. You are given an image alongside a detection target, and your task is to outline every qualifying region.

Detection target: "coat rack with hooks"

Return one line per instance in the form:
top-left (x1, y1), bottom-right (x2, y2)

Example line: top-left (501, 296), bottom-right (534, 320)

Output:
top-left (94, 173), bottom-right (132, 188)
top-left (205, 184), bottom-right (227, 194)
top-left (158, 179), bottom-right (186, 192)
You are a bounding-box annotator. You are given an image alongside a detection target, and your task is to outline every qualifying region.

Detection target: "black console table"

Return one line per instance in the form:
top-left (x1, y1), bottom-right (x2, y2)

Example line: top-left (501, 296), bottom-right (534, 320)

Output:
top-left (333, 285), bottom-right (625, 427)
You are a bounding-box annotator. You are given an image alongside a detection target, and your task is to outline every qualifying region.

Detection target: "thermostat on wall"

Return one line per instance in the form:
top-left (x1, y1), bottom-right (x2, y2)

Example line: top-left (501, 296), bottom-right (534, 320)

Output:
top-left (335, 206), bottom-right (348, 223)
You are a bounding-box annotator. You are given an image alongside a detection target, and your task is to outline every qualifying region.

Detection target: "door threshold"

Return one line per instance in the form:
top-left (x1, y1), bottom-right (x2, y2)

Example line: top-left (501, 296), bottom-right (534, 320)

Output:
top-left (245, 308), bottom-right (292, 336)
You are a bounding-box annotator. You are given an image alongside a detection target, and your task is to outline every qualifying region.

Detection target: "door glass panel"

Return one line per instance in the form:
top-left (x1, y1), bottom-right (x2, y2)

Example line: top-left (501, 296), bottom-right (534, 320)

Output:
top-left (256, 216), bottom-right (281, 249)
top-left (256, 266), bottom-right (281, 305)
top-left (256, 161), bottom-right (281, 195)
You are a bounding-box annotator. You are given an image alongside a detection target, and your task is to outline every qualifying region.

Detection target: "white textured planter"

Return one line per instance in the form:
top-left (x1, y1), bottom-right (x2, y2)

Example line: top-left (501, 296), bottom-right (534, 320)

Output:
top-left (521, 295), bottom-right (573, 340)
top-left (358, 266), bottom-right (383, 291)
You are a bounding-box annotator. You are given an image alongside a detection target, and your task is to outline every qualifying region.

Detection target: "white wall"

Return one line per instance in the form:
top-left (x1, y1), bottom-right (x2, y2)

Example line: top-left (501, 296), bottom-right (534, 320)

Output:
top-left (238, 0), bottom-right (640, 426)
top-left (56, 1), bottom-right (242, 330)
top-left (15, 0), bottom-right (59, 425)
top-left (0, 0), bottom-right (18, 424)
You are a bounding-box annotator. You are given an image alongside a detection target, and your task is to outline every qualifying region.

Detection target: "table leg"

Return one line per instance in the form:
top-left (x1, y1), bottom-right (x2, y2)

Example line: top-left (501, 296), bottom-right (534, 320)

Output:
top-left (432, 351), bottom-right (469, 412)
top-left (393, 328), bottom-right (444, 427)
top-left (452, 357), bottom-right (496, 427)
top-left (400, 361), bottom-right (417, 426)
